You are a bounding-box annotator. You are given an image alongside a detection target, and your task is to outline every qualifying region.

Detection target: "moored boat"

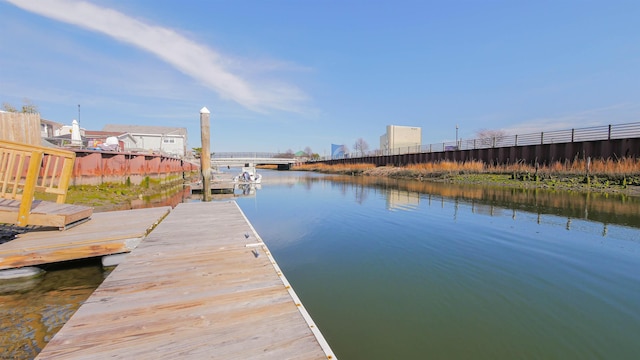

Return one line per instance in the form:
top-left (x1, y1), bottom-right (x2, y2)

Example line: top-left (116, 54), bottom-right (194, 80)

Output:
top-left (233, 166), bottom-right (262, 184)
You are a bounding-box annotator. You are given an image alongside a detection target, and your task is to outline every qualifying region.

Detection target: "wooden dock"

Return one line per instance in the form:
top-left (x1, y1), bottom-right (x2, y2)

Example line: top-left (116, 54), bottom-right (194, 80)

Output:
top-left (0, 199), bottom-right (93, 229)
top-left (0, 206), bottom-right (171, 270)
top-left (190, 172), bottom-right (237, 194)
top-left (190, 181), bottom-right (235, 193)
top-left (35, 201), bottom-right (336, 359)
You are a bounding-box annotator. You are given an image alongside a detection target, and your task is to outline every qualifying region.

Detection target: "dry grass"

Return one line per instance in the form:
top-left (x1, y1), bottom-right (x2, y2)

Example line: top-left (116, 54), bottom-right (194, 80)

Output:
top-left (485, 158), bottom-right (640, 177)
top-left (295, 163), bottom-right (375, 173)
top-left (406, 160), bottom-right (485, 173)
top-left (296, 158), bottom-right (640, 185)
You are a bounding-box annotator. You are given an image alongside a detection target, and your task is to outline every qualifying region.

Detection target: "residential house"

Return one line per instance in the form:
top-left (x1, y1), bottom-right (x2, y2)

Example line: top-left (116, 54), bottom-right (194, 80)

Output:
top-left (294, 150), bottom-right (310, 163)
top-left (40, 118), bottom-right (63, 138)
top-left (102, 124), bottom-right (188, 157)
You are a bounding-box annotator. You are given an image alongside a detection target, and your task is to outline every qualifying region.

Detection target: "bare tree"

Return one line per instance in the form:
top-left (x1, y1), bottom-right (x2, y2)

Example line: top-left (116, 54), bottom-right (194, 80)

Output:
top-left (341, 144), bottom-right (348, 158)
top-left (2, 102), bottom-right (17, 112)
top-left (274, 149), bottom-right (296, 158)
top-left (20, 98), bottom-right (39, 114)
top-left (353, 138), bottom-right (369, 157)
top-left (304, 146), bottom-right (313, 156)
top-left (476, 129), bottom-right (507, 148)
top-left (2, 99), bottom-right (39, 113)
top-left (284, 149), bottom-right (294, 158)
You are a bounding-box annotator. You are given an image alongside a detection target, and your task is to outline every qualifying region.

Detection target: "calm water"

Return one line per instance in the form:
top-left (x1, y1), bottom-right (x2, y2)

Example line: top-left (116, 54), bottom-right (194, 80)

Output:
top-left (2, 170), bottom-right (640, 359)
top-left (0, 261), bottom-right (110, 359)
top-left (236, 171), bottom-right (640, 359)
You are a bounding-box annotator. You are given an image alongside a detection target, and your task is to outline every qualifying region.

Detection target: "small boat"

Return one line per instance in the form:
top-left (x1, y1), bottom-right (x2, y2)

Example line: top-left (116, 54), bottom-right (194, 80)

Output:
top-left (233, 167), bottom-right (262, 184)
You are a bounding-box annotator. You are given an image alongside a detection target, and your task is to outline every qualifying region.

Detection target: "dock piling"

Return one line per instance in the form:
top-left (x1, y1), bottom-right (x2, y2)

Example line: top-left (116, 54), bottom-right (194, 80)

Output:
top-left (200, 107), bottom-right (211, 201)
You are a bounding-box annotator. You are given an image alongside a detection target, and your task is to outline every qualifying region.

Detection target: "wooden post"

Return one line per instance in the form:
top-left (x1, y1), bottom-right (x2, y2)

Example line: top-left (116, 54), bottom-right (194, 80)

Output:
top-left (18, 150), bottom-right (44, 226)
top-left (200, 107), bottom-right (211, 201)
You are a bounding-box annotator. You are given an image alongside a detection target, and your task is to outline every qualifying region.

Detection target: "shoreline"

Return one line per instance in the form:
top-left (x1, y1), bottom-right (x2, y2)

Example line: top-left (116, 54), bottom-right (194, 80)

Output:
top-left (294, 164), bottom-right (640, 198)
top-left (57, 163), bottom-right (640, 210)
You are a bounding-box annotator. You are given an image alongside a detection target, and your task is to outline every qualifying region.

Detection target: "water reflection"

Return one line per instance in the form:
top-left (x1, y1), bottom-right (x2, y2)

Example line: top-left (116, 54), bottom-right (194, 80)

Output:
top-left (299, 174), bottom-right (640, 229)
top-left (4, 170), bottom-right (639, 359)
top-left (0, 261), bottom-right (109, 359)
top-left (101, 185), bottom-right (191, 212)
top-left (237, 171), bottom-right (640, 359)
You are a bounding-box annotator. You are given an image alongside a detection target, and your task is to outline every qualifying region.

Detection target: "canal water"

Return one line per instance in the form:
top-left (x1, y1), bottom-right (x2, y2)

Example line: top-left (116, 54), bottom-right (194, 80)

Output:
top-left (235, 171), bottom-right (640, 359)
top-left (2, 170), bottom-right (640, 359)
top-left (0, 260), bottom-right (110, 359)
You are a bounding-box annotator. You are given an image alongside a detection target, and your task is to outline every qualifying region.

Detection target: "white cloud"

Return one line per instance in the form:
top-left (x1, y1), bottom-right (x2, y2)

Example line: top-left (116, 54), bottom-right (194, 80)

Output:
top-left (6, 0), bottom-right (309, 113)
top-left (503, 103), bottom-right (640, 135)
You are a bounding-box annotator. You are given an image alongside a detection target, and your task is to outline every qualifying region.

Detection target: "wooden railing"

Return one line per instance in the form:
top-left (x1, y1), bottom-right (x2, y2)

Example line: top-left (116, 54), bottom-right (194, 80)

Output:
top-left (0, 140), bottom-right (75, 226)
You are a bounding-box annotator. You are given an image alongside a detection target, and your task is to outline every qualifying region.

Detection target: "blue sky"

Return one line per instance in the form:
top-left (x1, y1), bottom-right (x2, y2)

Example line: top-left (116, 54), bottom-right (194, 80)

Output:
top-left (1, 0), bottom-right (639, 155)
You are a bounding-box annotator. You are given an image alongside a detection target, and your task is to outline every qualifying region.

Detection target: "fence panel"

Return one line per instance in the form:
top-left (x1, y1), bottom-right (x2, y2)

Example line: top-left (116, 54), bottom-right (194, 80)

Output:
top-left (0, 112), bottom-right (41, 145)
top-left (317, 122), bottom-right (640, 161)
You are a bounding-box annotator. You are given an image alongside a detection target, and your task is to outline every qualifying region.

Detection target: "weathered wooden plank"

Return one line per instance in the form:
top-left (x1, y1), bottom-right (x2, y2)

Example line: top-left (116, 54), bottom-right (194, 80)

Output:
top-left (26, 202), bottom-right (94, 228)
top-left (1, 139), bottom-right (80, 226)
top-left (0, 207), bottom-right (171, 270)
top-left (0, 199), bottom-right (93, 228)
top-left (0, 112), bottom-right (41, 145)
top-left (35, 201), bottom-right (335, 359)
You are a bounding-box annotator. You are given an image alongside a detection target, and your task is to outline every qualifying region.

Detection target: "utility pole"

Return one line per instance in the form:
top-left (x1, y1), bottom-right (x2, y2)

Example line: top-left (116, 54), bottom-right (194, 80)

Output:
top-left (200, 107), bottom-right (211, 201)
top-left (456, 124), bottom-right (459, 148)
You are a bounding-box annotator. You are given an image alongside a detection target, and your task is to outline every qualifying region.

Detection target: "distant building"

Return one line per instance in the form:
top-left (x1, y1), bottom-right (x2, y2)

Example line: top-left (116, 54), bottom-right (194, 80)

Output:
top-left (331, 144), bottom-right (348, 159)
top-left (294, 150), bottom-right (309, 163)
top-left (40, 118), bottom-right (63, 138)
top-left (84, 130), bottom-right (133, 152)
top-left (102, 124), bottom-right (187, 157)
top-left (45, 120), bottom-right (87, 148)
top-left (56, 121), bottom-right (85, 138)
top-left (380, 125), bottom-right (422, 155)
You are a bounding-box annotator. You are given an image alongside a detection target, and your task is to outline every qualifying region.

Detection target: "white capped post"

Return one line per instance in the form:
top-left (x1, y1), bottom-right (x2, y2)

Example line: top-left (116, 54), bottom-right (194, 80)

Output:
top-left (200, 107), bottom-right (211, 201)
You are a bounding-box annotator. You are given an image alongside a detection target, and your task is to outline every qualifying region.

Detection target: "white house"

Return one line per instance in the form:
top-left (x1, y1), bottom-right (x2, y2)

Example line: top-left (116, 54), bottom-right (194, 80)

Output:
top-left (102, 124), bottom-right (188, 157)
top-left (40, 118), bottom-right (63, 138)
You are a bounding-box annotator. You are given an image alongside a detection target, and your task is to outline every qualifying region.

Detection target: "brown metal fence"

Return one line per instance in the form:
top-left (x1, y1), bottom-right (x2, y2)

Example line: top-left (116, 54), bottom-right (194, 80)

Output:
top-left (353, 122), bottom-right (640, 158)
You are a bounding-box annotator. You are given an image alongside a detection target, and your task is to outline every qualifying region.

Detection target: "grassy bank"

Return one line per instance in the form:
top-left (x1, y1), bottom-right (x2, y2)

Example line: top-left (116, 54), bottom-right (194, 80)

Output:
top-left (36, 176), bottom-right (190, 211)
top-left (295, 159), bottom-right (640, 196)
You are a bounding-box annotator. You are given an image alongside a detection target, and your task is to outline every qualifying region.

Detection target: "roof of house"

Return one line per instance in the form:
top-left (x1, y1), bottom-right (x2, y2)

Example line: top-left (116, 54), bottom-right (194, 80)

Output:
top-left (40, 118), bottom-right (63, 127)
top-left (102, 124), bottom-right (187, 136)
top-left (84, 130), bottom-right (126, 137)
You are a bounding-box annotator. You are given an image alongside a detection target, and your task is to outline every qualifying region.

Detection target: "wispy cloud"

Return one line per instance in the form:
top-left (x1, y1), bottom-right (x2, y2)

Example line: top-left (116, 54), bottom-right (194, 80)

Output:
top-left (6, 0), bottom-right (309, 113)
top-left (502, 103), bottom-right (640, 135)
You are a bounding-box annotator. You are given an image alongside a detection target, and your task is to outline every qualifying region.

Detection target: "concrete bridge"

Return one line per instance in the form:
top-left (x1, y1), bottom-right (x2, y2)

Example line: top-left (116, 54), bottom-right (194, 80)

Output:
top-left (211, 152), bottom-right (297, 170)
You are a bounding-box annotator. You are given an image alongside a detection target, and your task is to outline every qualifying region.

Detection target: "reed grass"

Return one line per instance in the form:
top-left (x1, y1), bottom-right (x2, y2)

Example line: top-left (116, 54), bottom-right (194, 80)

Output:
top-left (406, 160), bottom-right (485, 173)
top-left (296, 163), bottom-right (376, 173)
top-left (485, 158), bottom-right (640, 177)
top-left (299, 158), bottom-right (639, 175)
top-left (295, 158), bottom-right (640, 187)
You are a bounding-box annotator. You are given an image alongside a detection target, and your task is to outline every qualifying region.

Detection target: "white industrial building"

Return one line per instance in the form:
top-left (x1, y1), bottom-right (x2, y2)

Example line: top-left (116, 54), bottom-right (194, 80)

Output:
top-left (380, 125), bottom-right (422, 155)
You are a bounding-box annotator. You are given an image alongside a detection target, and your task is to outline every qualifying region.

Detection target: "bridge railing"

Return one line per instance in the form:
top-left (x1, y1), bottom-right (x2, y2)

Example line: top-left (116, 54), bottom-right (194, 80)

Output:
top-left (325, 121), bottom-right (640, 160)
top-left (212, 152), bottom-right (290, 159)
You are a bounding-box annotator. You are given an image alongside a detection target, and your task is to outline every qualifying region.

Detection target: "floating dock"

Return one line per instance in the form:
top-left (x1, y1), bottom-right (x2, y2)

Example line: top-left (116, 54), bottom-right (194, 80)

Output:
top-left (190, 173), bottom-right (237, 194)
top-left (0, 206), bottom-right (171, 270)
top-left (35, 201), bottom-right (335, 359)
